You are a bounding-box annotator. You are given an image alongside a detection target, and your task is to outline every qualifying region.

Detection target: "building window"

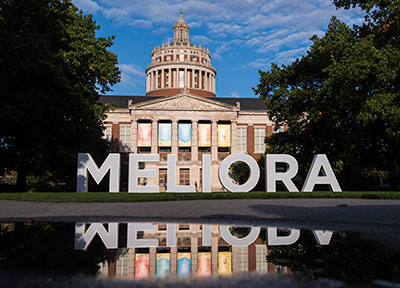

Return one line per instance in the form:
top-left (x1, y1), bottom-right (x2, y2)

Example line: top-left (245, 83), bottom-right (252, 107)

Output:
top-left (119, 125), bottom-right (131, 152)
top-left (179, 70), bottom-right (184, 87)
top-left (236, 127), bottom-right (247, 153)
top-left (179, 168), bottom-right (190, 186)
top-left (194, 72), bottom-right (198, 88)
top-left (166, 71), bottom-right (169, 87)
top-left (103, 125), bottom-right (112, 142)
top-left (179, 51), bottom-right (184, 61)
top-left (166, 55), bottom-right (171, 61)
top-left (193, 56), bottom-right (197, 62)
top-left (254, 127), bottom-right (266, 153)
top-left (158, 73), bottom-right (161, 88)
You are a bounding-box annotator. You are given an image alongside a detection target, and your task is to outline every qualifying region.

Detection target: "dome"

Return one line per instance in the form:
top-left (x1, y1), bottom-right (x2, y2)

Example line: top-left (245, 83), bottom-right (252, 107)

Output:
top-left (174, 10), bottom-right (189, 29)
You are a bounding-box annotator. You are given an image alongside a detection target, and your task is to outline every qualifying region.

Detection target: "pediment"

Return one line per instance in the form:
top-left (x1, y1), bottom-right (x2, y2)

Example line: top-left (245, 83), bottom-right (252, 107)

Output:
top-left (130, 93), bottom-right (238, 112)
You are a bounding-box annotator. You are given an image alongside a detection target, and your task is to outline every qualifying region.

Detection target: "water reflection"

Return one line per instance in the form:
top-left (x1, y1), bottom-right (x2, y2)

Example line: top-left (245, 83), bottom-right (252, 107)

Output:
top-left (0, 222), bottom-right (399, 285)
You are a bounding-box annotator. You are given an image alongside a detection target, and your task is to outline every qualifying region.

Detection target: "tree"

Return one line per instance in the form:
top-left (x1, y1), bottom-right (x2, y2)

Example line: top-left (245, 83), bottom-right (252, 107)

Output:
top-left (254, 1), bottom-right (400, 190)
top-left (0, 0), bottom-right (120, 191)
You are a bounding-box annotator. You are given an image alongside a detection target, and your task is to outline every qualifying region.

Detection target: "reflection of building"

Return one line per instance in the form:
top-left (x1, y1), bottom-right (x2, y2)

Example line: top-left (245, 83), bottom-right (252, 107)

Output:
top-left (98, 224), bottom-right (287, 279)
top-left (100, 12), bottom-right (279, 192)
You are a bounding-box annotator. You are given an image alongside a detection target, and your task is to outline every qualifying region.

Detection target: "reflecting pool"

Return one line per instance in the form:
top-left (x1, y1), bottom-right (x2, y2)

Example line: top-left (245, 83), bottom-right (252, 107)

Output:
top-left (0, 222), bottom-right (399, 287)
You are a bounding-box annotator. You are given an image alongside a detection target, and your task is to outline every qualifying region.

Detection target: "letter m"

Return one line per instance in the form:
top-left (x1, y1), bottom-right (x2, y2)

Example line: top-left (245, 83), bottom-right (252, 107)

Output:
top-left (76, 153), bottom-right (120, 192)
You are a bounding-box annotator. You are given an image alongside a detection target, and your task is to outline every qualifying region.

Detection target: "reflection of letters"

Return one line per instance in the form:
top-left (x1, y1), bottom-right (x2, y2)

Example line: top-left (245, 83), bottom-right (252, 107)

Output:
top-left (128, 223), bottom-right (158, 248)
top-left (74, 222), bottom-right (333, 250)
top-left (219, 226), bottom-right (260, 247)
top-left (312, 230), bottom-right (333, 245)
top-left (267, 227), bottom-right (300, 246)
top-left (74, 223), bottom-right (118, 250)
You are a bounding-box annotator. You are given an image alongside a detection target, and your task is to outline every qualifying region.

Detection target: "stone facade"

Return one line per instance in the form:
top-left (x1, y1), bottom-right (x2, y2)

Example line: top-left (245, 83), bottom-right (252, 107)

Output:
top-left (100, 12), bottom-right (281, 192)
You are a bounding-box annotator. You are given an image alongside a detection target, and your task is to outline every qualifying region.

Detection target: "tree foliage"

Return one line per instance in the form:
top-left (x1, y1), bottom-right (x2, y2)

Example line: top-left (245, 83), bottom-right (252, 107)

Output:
top-left (0, 0), bottom-right (120, 190)
top-left (254, 0), bottom-right (400, 190)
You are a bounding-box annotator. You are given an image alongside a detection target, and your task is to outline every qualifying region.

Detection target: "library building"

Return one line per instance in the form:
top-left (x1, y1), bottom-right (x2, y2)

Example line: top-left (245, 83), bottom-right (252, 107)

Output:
top-left (100, 12), bottom-right (280, 192)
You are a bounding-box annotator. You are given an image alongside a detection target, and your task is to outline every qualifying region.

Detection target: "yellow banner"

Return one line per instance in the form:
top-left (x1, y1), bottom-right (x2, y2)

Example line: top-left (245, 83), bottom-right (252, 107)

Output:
top-left (218, 124), bottom-right (231, 147)
top-left (218, 251), bottom-right (232, 275)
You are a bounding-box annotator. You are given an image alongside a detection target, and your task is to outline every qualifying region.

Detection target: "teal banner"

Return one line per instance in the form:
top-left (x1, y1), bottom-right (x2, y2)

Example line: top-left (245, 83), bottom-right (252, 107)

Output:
top-left (178, 123), bottom-right (191, 147)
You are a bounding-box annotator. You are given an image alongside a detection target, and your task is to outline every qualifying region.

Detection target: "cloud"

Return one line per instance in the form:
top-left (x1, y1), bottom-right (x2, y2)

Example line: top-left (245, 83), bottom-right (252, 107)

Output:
top-left (231, 92), bottom-right (240, 98)
top-left (74, 0), bottom-right (365, 65)
top-left (119, 63), bottom-right (145, 86)
top-left (73, 0), bottom-right (103, 13)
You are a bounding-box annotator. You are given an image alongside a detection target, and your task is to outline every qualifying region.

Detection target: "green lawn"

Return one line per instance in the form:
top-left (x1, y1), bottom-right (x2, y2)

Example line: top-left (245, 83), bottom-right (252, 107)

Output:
top-left (0, 191), bottom-right (399, 202)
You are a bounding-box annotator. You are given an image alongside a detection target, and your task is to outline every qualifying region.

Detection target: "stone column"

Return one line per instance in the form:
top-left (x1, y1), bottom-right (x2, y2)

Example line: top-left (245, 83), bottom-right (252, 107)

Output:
top-left (168, 68), bottom-right (172, 87)
top-left (212, 74), bottom-right (216, 93)
top-left (149, 247), bottom-right (156, 276)
top-left (184, 68), bottom-right (188, 88)
top-left (161, 69), bottom-right (164, 89)
top-left (192, 69), bottom-right (195, 89)
top-left (211, 231), bottom-right (218, 275)
top-left (146, 74), bottom-right (149, 92)
top-left (211, 120), bottom-right (218, 161)
top-left (172, 120), bottom-right (178, 154)
top-left (131, 118), bottom-right (137, 154)
top-left (176, 68), bottom-right (180, 88)
top-left (170, 246), bottom-right (177, 273)
top-left (209, 73), bottom-right (212, 92)
top-left (151, 119), bottom-right (157, 154)
top-left (231, 120), bottom-right (237, 154)
top-left (191, 234), bottom-right (198, 275)
top-left (191, 120), bottom-right (198, 161)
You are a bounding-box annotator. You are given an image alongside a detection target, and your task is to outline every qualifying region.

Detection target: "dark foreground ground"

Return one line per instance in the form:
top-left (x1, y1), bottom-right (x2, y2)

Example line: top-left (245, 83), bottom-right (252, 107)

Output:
top-left (1, 199), bottom-right (399, 288)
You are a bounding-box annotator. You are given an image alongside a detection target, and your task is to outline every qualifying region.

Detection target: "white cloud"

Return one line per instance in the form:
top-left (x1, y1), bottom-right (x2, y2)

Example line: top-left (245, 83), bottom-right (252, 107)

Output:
top-left (119, 63), bottom-right (145, 86)
top-left (74, 0), bottom-right (365, 65)
top-left (231, 92), bottom-right (240, 98)
top-left (73, 0), bottom-right (103, 13)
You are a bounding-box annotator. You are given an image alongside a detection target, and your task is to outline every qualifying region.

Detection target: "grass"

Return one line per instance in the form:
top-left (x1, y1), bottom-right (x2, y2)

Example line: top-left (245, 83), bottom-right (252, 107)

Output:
top-left (0, 191), bottom-right (399, 202)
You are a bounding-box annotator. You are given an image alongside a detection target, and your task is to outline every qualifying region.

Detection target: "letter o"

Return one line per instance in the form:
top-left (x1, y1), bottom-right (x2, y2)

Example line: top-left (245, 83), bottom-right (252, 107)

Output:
top-left (219, 226), bottom-right (261, 247)
top-left (219, 154), bottom-right (260, 192)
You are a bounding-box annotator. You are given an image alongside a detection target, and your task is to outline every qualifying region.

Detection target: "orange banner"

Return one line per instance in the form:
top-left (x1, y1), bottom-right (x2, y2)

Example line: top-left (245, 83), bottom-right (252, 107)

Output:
top-left (198, 123), bottom-right (211, 147)
top-left (138, 123), bottom-right (151, 147)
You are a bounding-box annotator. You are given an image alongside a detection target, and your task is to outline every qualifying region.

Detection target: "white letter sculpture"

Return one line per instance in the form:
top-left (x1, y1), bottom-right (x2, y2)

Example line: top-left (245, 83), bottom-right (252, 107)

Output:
top-left (219, 154), bottom-right (260, 192)
top-left (167, 154), bottom-right (195, 192)
top-left (302, 154), bottom-right (342, 192)
top-left (128, 154), bottom-right (159, 193)
top-left (266, 154), bottom-right (299, 192)
top-left (76, 153), bottom-right (120, 192)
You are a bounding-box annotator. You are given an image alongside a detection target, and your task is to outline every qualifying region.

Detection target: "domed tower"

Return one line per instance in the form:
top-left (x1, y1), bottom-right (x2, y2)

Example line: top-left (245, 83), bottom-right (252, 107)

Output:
top-left (145, 11), bottom-right (216, 97)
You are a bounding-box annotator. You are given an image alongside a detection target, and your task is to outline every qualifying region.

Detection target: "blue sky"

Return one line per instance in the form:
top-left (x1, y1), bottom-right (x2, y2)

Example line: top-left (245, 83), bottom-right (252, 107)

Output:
top-left (73, 0), bottom-right (364, 98)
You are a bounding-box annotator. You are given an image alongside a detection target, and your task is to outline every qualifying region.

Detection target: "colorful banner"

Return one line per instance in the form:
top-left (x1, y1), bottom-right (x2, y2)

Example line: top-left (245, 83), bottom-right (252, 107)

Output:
top-left (218, 124), bottom-right (231, 147)
top-left (138, 123), bottom-right (151, 147)
top-left (135, 253), bottom-right (149, 279)
top-left (198, 252), bottom-right (211, 276)
top-left (218, 252), bottom-right (232, 275)
top-left (178, 123), bottom-right (191, 147)
top-left (156, 253), bottom-right (170, 277)
top-left (177, 252), bottom-right (191, 277)
top-left (198, 123), bottom-right (211, 147)
top-left (158, 123), bottom-right (172, 147)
